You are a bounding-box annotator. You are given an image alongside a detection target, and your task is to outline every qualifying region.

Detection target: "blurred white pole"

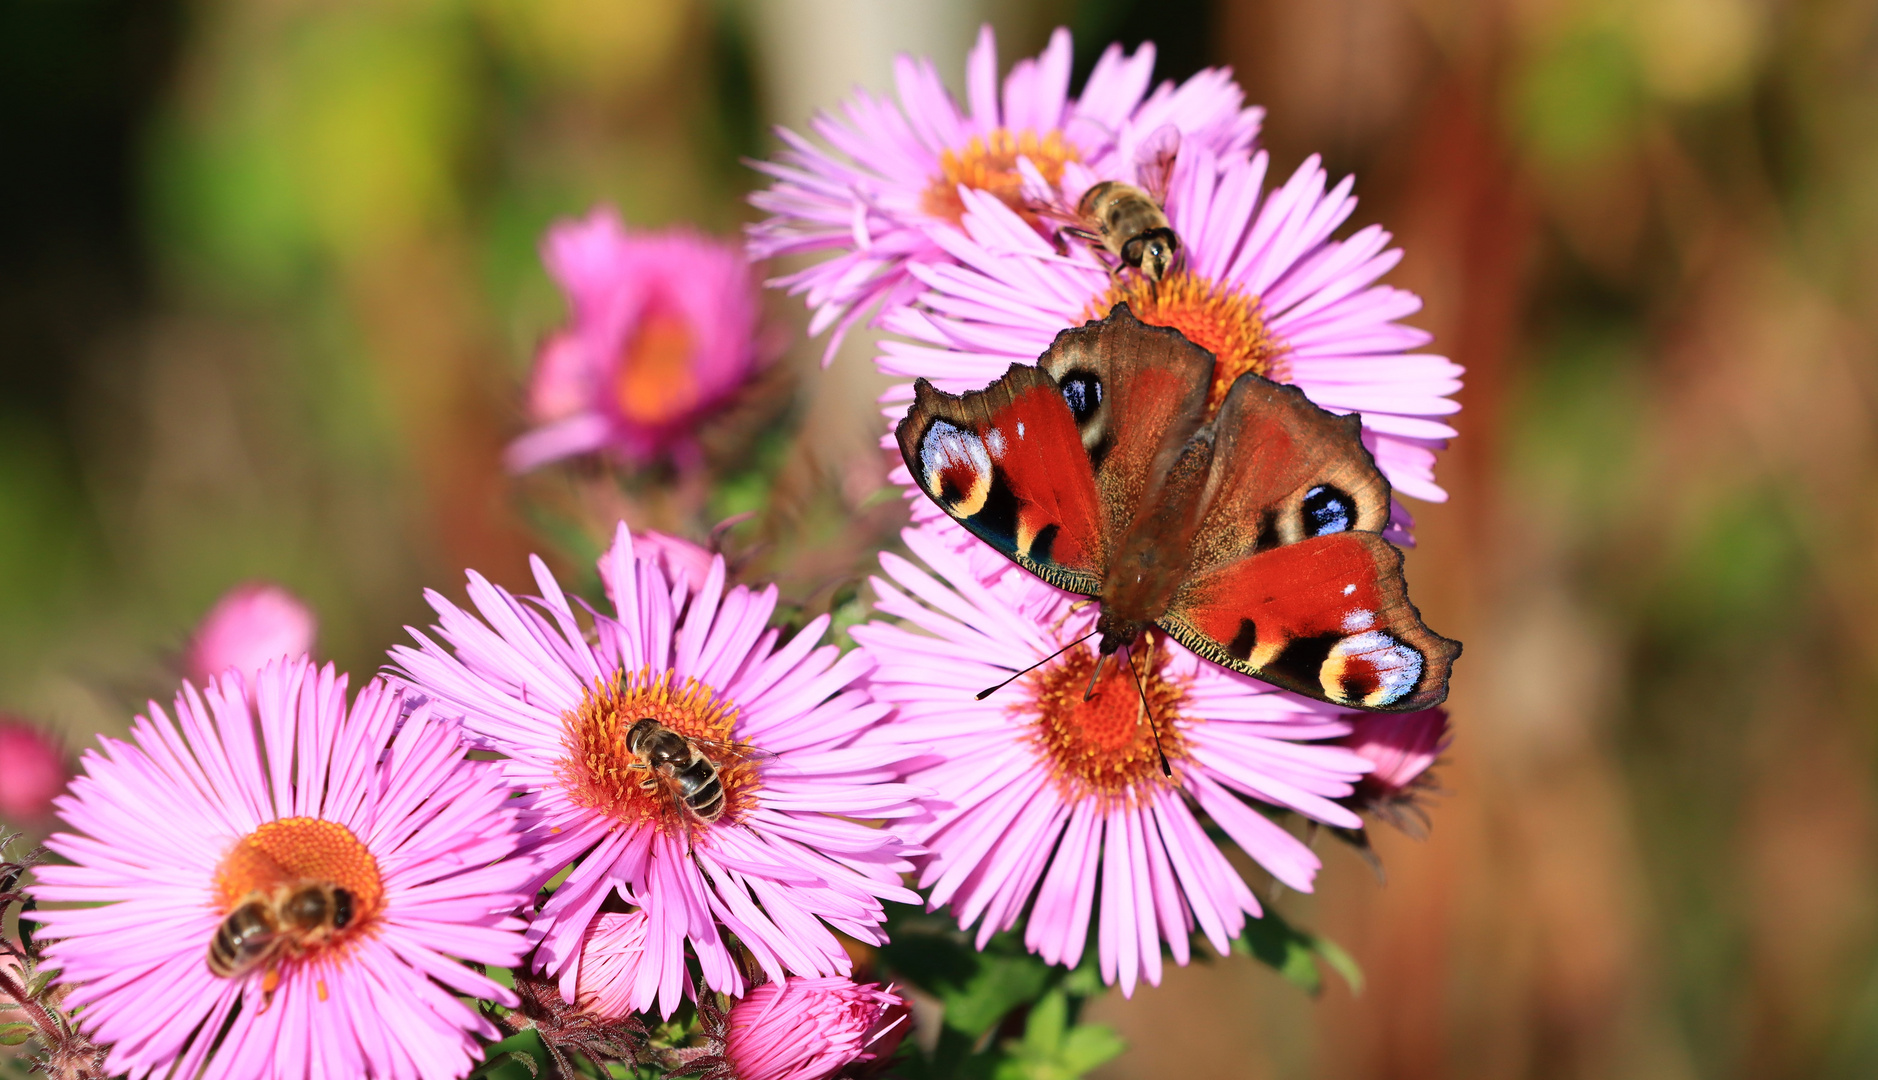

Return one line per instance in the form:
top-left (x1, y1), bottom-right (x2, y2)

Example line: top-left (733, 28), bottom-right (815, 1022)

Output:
top-left (744, 0), bottom-right (988, 129)
top-left (741, 0), bottom-right (990, 507)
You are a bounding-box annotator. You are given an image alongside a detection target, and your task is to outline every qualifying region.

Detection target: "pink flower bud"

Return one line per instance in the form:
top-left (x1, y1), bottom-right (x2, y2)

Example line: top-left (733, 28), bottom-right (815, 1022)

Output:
top-left (574, 910), bottom-right (659, 1018)
top-left (0, 716), bottom-right (69, 824)
top-left (183, 582), bottom-right (317, 689)
top-left (723, 977), bottom-right (907, 1080)
top-left (597, 527), bottom-right (720, 599)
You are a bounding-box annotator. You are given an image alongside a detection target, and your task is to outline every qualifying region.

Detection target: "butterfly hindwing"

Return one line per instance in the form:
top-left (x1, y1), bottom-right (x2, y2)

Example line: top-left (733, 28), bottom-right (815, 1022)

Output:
top-left (1037, 304), bottom-right (1215, 544)
top-left (1159, 532), bottom-right (1458, 711)
top-left (1187, 371), bottom-right (1393, 574)
top-left (896, 365), bottom-right (1107, 594)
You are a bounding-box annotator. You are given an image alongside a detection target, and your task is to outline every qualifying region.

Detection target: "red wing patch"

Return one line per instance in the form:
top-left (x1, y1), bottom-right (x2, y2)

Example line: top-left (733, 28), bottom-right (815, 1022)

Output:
top-left (1157, 532), bottom-right (1458, 711)
top-left (897, 367), bottom-right (1108, 593)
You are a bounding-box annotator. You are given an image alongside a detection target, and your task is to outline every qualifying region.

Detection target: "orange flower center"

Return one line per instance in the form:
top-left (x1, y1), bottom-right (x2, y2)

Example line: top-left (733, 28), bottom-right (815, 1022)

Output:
top-left (558, 666), bottom-right (759, 832)
top-left (922, 128), bottom-right (1081, 225)
top-left (1087, 272), bottom-right (1288, 416)
top-left (614, 307), bottom-right (701, 426)
top-left (215, 818), bottom-right (384, 915)
top-left (1019, 637), bottom-right (1189, 802)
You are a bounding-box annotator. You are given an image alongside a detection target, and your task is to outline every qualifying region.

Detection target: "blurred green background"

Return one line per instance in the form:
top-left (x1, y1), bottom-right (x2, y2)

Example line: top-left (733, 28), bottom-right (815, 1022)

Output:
top-left (6, 0), bottom-right (1878, 1077)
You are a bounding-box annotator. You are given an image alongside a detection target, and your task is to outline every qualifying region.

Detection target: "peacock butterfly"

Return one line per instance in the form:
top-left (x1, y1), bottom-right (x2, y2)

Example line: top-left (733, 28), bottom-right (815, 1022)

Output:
top-left (895, 304), bottom-right (1459, 712)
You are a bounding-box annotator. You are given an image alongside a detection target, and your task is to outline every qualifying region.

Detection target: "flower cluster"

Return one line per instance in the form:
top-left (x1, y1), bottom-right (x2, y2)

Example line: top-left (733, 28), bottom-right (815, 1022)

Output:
top-left (391, 524), bottom-right (923, 1018)
top-left (13, 23), bottom-right (1459, 1080)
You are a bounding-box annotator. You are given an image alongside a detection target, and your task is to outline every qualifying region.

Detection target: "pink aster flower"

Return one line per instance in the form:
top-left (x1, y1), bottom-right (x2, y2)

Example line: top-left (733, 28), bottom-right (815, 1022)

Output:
top-left (184, 581), bottom-right (318, 688)
top-left (507, 207), bottom-right (768, 471)
top-left (876, 147), bottom-right (1462, 528)
top-left (27, 656), bottom-right (533, 1080)
top-left (687, 977), bottom-right (908, 1080)
top-left (748, 24), bottom-right (1263, 362)
top-left (391, 524), bottom-right (923, 1018)
top-left (851, 525), bottom-right (1374, 996)
top-left (1339, 707), bottom-right (1450, 836)
top-left (0, 715), bottom-right (69, 825)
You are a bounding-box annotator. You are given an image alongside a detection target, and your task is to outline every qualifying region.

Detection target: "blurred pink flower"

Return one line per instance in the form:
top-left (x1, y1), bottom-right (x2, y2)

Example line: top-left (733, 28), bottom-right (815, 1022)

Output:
top-left (183, 582), bottom-right (317, 688)
top-left (508, 208), bottom-right (767, 471)
top-left (29, 657), bottom-right (534, 1080)
top-left (748, 24), bottom-right (1263, 362)
top-left (0, 717), bottom-right (68, 825)
top-left (702, 977), bottom-right (907, 1080)
top-left (852, 525), bottom-right (1372, 997)
top-left (392, 524), bottom-right (923, 1018)
top-left (1341, 707), bottom-right (1450, 836)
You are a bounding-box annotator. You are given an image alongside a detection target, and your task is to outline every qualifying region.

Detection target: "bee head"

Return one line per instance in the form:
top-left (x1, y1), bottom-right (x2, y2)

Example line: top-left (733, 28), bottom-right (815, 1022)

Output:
top-left (1137, 228), bottom-right (1179, 281)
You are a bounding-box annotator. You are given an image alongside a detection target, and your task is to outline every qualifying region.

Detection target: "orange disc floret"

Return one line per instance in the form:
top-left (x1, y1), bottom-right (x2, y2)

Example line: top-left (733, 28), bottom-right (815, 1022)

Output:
top-left (1088, 272), bottom-right (1288, 415)
top-left (557, 666), bottom-right (760, 831)
top-left (614, 307), bottom-right (701, 426)
top-left (1020, 637), bottom-right (1189, 803)
top-left (214, 817), bottom-right (384, 919)
top-left (922, 128), bottom-right (1081, 225)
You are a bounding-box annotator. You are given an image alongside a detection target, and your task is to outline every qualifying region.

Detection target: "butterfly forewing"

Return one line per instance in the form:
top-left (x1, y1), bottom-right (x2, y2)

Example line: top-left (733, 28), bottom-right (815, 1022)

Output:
top-left (897, 365), bottom-right (1107, 594)
top-left (1036, 305), bottom-right (1214, 543)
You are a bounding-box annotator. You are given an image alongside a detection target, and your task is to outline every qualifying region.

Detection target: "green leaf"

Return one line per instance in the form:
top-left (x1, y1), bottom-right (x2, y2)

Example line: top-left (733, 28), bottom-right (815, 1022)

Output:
top-left (469, 1029), bottom-right (547, 1080)
top-left (990, 991), bottom-right (1126, 1080)
top-left (1309, 934), bottom-right (1365, 996)
top-left (1019, 990), bottom-right (1068, 1055)
top-left (1234, 910), bottom-right (1363, 996)
top-left (1058, 1024), bottom-right (1127, 1074)
top-left (0, 1022), bottom-right (36, 1047)
top-left (878, 914), bottom-right (1058, 1038)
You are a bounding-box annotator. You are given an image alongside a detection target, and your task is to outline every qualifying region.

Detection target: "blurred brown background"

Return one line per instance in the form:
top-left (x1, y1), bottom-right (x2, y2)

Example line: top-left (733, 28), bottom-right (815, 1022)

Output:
top-left (5, 0), bottom-right (1877, 1076)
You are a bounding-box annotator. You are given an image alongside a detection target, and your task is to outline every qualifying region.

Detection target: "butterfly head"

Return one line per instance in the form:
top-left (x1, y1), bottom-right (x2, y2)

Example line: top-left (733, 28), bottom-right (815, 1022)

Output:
top-left (1094, 608), bottom-right (1147, 659)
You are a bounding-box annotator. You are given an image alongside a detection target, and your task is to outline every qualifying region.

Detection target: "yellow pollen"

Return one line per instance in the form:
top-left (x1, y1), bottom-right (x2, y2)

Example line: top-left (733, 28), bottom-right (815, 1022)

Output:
top-left (215, 817), bottom-right (384, 919)
top-left (1087, 273), bottom-right (1287, 416)
top-left (1017, 636), bottom-right (1189, 804)
top-left (614, 307), bottom-right (700, 426)
top-left (317, 979), bottom-right (328, 1002)
top-left (558, 666), bottom-right (758, 832)
top-left (922, 128), bottom-right (1081, 225)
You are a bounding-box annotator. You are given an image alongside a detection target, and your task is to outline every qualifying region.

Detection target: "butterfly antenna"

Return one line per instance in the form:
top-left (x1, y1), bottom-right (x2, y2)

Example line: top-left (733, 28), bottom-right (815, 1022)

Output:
top-left (977, 629), bottom-right (1098, 700)
top-left (1121, 643), bottom-right (1172, 777)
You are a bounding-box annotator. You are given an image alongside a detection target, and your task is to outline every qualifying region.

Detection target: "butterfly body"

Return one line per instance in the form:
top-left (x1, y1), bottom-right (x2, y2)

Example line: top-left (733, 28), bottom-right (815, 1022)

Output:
top-left (897, 304), bottom-right (1459, 712)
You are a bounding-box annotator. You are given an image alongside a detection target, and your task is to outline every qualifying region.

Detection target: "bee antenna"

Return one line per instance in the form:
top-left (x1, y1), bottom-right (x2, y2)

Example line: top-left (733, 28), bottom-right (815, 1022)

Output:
top-left (1121, 642), bottom-right (1171, 777)
top-left (977, 629), bottom-right (1099, 700)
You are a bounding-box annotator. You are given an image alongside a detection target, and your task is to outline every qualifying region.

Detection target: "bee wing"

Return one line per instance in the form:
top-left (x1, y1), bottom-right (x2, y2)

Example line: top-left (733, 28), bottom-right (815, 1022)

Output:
top-left (1133, 123), bottom-right (1181, 204)
top-left (686, 734), bottom-right (775, 766)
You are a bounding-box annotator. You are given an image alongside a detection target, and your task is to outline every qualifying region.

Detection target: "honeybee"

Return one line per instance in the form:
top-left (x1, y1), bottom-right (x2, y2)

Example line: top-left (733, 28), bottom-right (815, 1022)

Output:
top-left (625, 718), bottom-right (752, 824)
top-left (207, 881), bottom-right (356, 987)
top-left (1075, 181), bottom-right (1179, 283)
top-left (1046, 124), bottom-right (1183, 284)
